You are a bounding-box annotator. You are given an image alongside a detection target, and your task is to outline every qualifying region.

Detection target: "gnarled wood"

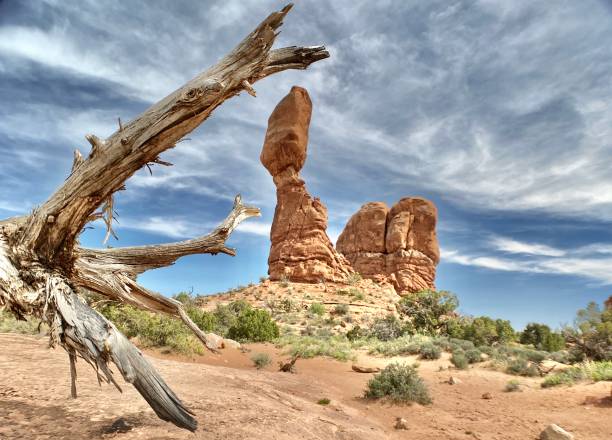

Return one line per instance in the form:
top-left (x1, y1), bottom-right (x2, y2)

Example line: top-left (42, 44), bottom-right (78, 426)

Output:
top-left (0, 3), bottom-right (328, 432)
top-left (16, 3), bottom-right (328, 269)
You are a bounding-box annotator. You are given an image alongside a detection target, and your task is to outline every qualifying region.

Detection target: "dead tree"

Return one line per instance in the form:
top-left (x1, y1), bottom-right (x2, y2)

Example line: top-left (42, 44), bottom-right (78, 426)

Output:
top-left (0, 4), bottom-right (328, 432)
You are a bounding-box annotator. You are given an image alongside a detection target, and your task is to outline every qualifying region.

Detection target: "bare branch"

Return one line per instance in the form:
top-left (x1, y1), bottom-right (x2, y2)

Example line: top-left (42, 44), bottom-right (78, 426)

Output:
top-left (76, 195), bottom-right (259, 277)
top-left (15, 3), bottom-right (328, 268)
top-left (72, 195), bottom-right (260, 352)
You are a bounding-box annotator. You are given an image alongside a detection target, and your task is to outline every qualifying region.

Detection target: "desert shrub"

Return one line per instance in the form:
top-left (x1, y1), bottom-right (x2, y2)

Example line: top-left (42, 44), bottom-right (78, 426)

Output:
top-left (477, 345), bottom-right (495, 356)
top-left (279, 274), bottom-right (290, 287)
top-left (0, 309), bottom-right (44, 334)
top-left (563, 301), bottom-right (612, 361)
top-left (524, 349), bottom-right (548, 363)
top-left (370, 315), bottom-right (404, 341)
top-left (173, 291), bottom-right (195, 306)
top-left (186, 307), bottom-right (217, 332)
top-left (349, 288), bottom-right (365, 301)
top-left (505, 379), bottom-right (521, 392)
top-left (317, 398), bottom-right (331, 405)
top-left (462, 316), bottom-right (516, 346)
top-left (450, 338), bottom-right (475, 352)
top-left (465, 348), bottom-right (483, 364)
top-left (548, 350), bottom-right (570, 364)
top-left (227, 308), bottom-right (279, 342)
top-left (505, 358), bottom-right (539, 377)
top-left (397, 290), bottom-right (458, 335)
top-left (520, 323), bottom-right (566, 352)
top-left (308, 302), bottom-right (326, 316)
top-left (364, 363), bottom-right (432, 405)
top-left (213, 301), bottom-right (245, 335)
top-left (367, 335), bottom-right (427, 356)
top-left (451, 351), bottom-right (469, 369)
top-left (346, 272), bottom-right (362, 286)
top-left (276, 335), bottom-right (355, 361)
top-left (99, 303), bottom-right (204, 355)
top-left (587, 359), bottom-right (612, 381)
top-left (333, 304), bottom-right (350, 315)
top-left (251, 352), bottom-right (272, 369)
top-left (541, 366), bottom-right (586, 388)
top-left (419, 343), bottom-right (442, 360)
top-left (346, 325), bottom-right (366, 341)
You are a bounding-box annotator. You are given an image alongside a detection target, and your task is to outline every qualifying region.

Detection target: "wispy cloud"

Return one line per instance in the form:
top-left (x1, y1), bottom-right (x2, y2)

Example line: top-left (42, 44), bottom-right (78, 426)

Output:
top-left (489, 236), bottom-right (566, 257)
top-left (443, 236), bottom-right (612, 285)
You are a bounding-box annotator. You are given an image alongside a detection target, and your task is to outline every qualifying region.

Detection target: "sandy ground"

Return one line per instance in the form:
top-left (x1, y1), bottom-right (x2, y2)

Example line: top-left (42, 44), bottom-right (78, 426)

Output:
top-left (1, 333), bottom-right (611, 440)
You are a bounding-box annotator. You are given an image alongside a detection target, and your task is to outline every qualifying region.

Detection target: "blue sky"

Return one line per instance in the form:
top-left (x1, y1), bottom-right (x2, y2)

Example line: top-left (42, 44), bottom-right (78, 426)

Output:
top-left (1, 0), bottom-right (611, 330)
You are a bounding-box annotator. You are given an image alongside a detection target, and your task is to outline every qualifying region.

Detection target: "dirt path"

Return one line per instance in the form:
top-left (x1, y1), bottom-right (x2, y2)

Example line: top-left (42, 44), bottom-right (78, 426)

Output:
top-left (1, 334), bottom-right (610, 439)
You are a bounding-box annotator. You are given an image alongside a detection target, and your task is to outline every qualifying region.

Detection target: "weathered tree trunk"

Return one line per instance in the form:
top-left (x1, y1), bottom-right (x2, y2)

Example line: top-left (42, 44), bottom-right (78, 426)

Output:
top-left (0, 4), bottom-right (328, 432)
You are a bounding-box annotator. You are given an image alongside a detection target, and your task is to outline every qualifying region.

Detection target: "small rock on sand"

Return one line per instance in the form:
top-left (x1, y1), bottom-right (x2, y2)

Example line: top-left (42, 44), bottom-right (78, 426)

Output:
top-left (448, 376), bottom-right (462, 385)
top-left (540, 424), bottom-right (574, 440)
top-left (394, 417), bottom-right (409, 430)
top-left (481, 392), bottom-right (493, 400)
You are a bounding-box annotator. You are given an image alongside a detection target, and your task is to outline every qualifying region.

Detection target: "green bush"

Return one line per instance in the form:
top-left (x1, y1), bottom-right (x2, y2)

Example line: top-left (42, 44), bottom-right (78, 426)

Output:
top-left (276, 335), bottom-right (355, 361)
top-left (462, 316), bottom-right (516, 346)
top-left (465, 348), bottom-right (483, 364)
top-left (349, 288), bottom-right (365, 301)
top-left (542, 360), bottom-right (612, 388)
top-left (367, 335), bottom-right (428, 357)
top-left (364, 363), bottom-right (432, 405)
top-left (99, 303), bottom-right (205, 355)
top-left (451, 351), bottom-right (469, 369)
top-left (227, 308), bottom-right (279, 343)
top-left (564, 301), bottom-right (612, 361)
top-left (0, 309), bottom-right (44, 334)
top-left (317, 398), bottom-right (331, 405)
top-left (333, 304), bottom-right (350, 315)
top-left (524, 349), bottom-right (548, 363)
top-left (505, 379), bottom-right (521, 392)
top-left (520, 323), bottom-right (565, 352)
top-left (251, 352), bottom-right (272, 369)
top-left (505, 358), bottom-right (539, 377)
top-left (370, 315), bottom-right (404, 341)
top-left (346, 325), bottom-right (366, 341)
top-left (419, 343), bottom-right (442, 360)
top-left (173, 291), bottom-right (195, 306)
top-left (397, 290), bottom-right (458, 335)
top-left (541, 367), bottom-right (586, 387)
top-left (346, 272), bottom-right (362, 286)
top-left (549, 351), bottom-right (570, 364)
top-left (309, 302), bottom-right (326, 316)
top-left (186, 307), bottom-right (216, 332)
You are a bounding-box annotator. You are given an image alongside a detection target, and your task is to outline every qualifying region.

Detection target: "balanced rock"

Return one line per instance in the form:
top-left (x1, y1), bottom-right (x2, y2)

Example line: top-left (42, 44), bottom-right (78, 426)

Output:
top-left (261, 86), bottom-right (353, 283)
top-left (337, 197), bottom-right (439, 294)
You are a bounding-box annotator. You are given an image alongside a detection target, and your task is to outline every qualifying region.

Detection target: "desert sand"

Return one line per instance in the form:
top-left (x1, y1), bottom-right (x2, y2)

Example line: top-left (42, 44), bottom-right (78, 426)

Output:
top-left (1, 333), bottom-right (610, 440)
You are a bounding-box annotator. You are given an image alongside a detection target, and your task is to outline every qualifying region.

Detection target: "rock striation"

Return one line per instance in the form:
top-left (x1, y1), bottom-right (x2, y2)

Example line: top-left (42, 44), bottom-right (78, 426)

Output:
top-left (336, 197), bottom-right (439, 294)
top-left (261, 86), bottom-right (353, 282)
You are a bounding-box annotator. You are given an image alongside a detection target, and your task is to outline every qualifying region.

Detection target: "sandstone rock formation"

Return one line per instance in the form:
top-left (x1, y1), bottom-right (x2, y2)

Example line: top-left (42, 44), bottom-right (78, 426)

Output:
top-left (337, 197), bottom-right (439, 294)
top-left (261, 86), bottom-right (353, 282)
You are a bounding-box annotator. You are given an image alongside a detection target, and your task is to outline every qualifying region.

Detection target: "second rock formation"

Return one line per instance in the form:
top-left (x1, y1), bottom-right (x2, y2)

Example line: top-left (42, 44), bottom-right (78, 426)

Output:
top-left (337, 197), bottom-right (439, 294)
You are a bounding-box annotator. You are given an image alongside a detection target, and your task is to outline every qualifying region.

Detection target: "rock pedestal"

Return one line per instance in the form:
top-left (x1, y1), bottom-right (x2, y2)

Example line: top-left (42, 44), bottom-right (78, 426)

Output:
top-left (261, 86), bottom-right (353, 282)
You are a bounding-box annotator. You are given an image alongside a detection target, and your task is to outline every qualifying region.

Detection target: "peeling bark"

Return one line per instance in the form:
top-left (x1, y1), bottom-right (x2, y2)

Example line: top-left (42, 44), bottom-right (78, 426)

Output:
top-left (0, 3), bottom-right (328, 431)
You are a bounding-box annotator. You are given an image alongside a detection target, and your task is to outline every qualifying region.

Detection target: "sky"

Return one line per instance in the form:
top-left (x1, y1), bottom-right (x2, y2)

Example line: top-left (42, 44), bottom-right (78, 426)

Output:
top-left (1, 0), bottom-right (611, 330)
